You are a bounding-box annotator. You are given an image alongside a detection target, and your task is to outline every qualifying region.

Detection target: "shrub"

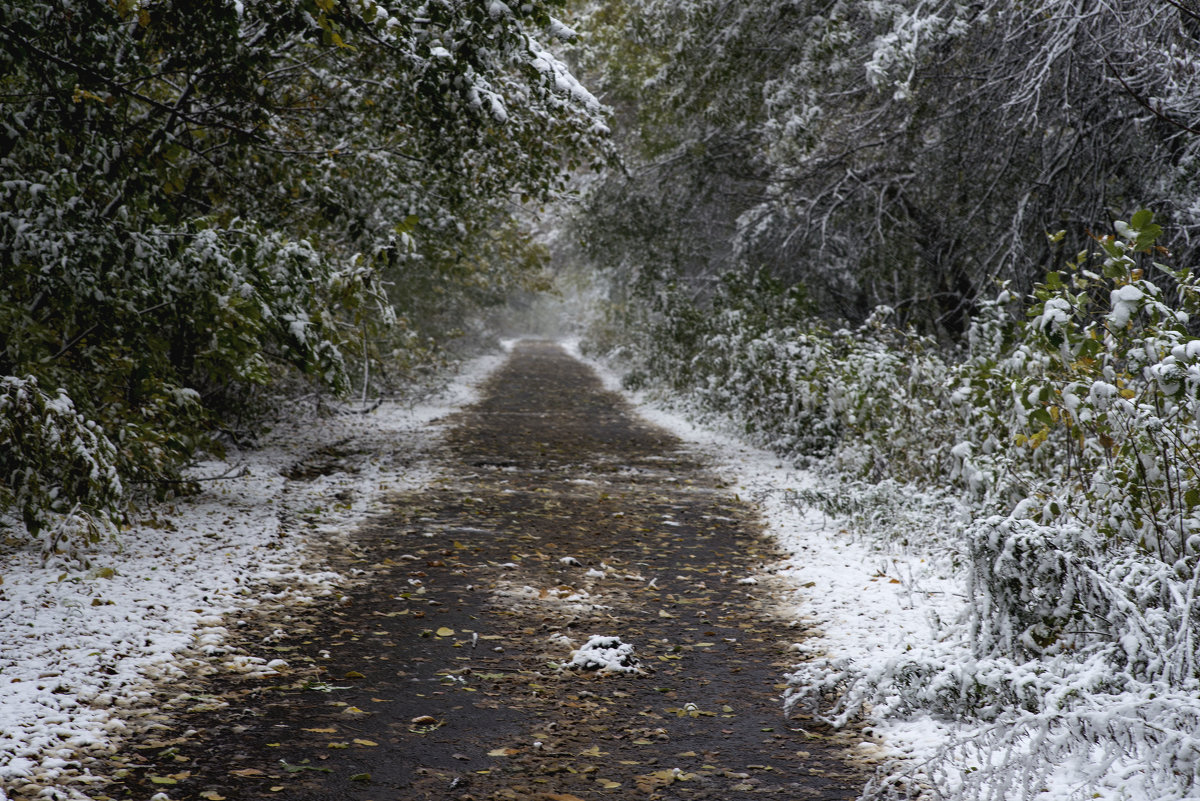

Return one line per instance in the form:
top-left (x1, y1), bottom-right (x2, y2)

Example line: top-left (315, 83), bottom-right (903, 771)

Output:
top-left (0, 377), bottom-right (122, 556)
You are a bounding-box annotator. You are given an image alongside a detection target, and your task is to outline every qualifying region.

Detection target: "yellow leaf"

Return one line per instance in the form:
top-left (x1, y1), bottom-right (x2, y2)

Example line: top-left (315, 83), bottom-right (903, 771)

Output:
top-left (200, 792), bottom-right (226, 801)
top-left (303, 727), bottom-right (337, 733)
top-left (436, 627), bottom-right (455, 637)
top-left (353, 739), bottom-right (378, 747)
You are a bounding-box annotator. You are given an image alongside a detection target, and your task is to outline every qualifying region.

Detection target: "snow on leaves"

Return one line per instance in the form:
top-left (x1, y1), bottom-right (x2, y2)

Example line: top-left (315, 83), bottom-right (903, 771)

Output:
top-left (592, 211), bottom-right (1200, 799)
top-left (0, 0), bottom-right (607, 549)
top-left (568, 635), bottom-right (640, 673)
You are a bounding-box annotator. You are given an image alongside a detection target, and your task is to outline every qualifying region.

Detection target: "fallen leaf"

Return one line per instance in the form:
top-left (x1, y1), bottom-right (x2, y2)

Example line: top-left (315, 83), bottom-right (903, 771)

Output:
top-left (148, 776), bottom-right (177, 785)
top-left (302, 727), bottom-right (338, 733)
top-left (349, 772), bottom-right (371, 782)
top-left (436, 627), bottom-right (455, 637)
top-left (409, 715), bottom-right (444, 732)
top-left (229, 768), bottom-right (264, 777)
top-left (635, 768), bottom-right (692, 792)
top-left (597, 779), bottom-right (621, 789)
top-left (199, 791), bottom-right (226, 800)
top-left (344, 671), bottom-right (365, 679)
top-left (353, 738), bottom-right (378, 747)
top-left (488, 747), bottom-right (520, 757)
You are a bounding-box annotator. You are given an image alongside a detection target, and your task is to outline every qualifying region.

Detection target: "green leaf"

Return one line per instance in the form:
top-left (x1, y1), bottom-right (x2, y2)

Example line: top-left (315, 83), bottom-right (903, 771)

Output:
top-left (1135, 224), bottom-right (1163, 252)
top-left (1029, 408), bottom-right (1053, 428)
top-left (1130, 209), bottom-right (1154, 229)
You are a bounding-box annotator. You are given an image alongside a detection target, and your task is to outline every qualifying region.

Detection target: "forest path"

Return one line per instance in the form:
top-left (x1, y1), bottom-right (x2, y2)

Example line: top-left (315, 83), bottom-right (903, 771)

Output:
top-left (111, 341), bottom-right (865, 801)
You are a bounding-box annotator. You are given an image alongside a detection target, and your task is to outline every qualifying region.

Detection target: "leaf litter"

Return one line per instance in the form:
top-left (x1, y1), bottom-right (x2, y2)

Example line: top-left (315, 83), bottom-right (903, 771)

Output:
top-left (95, 341), bottom-right (868, 801)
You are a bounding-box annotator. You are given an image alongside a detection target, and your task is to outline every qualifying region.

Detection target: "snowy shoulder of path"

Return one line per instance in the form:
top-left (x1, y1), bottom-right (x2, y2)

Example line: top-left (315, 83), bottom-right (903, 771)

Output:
top-left (568, 340), bottom-right (1169, 801)
top-left (563, 340), bottom-right (961, 772)
top-left (0, 351), bottom-right (505, 800)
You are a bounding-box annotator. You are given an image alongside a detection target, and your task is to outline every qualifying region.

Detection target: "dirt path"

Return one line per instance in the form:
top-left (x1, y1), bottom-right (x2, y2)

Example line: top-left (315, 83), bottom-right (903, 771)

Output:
top-left (107, 342), bottom-right (866, 800)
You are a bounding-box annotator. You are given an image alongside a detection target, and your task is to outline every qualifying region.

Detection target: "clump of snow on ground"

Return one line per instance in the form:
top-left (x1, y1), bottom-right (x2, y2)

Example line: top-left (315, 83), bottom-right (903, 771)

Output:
top-left (569, 635), bottom-right (639, 673)
top-left (0, 352), bottom-right (504, 800)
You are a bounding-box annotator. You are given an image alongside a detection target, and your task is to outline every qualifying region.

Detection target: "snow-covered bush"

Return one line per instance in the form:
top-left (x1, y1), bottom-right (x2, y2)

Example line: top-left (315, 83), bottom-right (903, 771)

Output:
top-left (591, 212), bottom-right (1200, 798)
top-left (0, 377), bottom-right (122, 556)
top-left (1, 0), bottom-right (605, 550)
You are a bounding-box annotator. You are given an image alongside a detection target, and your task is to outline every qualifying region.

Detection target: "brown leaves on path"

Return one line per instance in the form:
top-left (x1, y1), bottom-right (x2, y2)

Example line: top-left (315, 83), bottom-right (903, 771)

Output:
top-left (94, 341), bottom-right (868, 801)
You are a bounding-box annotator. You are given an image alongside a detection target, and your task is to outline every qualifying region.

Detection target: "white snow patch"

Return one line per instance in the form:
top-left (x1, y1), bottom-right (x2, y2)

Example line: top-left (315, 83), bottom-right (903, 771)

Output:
top-left (569, 635), bottom-right (639, 673)
top-left (0, 350), bottom-right (506, 797)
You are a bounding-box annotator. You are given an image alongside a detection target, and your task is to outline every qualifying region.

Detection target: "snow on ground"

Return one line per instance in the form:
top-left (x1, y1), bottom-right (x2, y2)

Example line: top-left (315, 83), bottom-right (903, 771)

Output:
top-left (3, 338), bottom-right (1158, 800)
top-left (570, 338), bottom-right (1173, 800)
top-left (563, 340), bottom-right (972, 792)
top-left (0, 353), bottom-right (504, 801)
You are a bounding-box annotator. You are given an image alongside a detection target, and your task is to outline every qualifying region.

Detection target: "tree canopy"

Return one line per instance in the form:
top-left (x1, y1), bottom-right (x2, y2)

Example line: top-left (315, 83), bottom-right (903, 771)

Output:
top-left (0, 0), bottom-right (607, 550)
top-left (572, 0), bottom-right (1200, 334)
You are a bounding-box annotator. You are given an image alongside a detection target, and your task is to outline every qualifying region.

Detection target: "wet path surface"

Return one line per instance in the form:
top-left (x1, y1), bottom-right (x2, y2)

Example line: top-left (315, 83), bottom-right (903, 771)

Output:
top-left (108, 342), bottom-right (865, 800)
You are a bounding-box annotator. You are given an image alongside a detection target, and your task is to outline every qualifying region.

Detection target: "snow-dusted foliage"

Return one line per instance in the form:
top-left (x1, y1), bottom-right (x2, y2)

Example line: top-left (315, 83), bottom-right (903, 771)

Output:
top-left (1, 0), bottom-right (606, 551)
top-left (0, 376), bottom-right (122, 556)
top-left (569, 3), bottom-right (1200, 790)
top-left (585, 213), bottom-right (1200, 798)
top-left (573, 0), bottom-right (1200, 332)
